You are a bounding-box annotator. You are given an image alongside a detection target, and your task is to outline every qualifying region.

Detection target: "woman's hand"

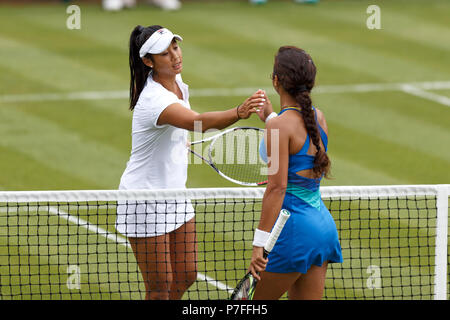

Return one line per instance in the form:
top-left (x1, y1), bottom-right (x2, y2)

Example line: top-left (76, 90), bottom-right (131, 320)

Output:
top-left (248, 246), bottom-right (268, 281)
top-left (254, 90), bottom-right (274, 122)
top-left (237, 90), bottom-right (267, 120)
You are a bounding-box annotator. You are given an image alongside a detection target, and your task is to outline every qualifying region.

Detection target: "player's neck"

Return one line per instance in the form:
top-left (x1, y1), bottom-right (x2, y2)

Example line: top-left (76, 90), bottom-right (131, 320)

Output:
top-left (153, 73), bottom-right (179, 96)
top-left (279, 93), bottom-right (298, 110)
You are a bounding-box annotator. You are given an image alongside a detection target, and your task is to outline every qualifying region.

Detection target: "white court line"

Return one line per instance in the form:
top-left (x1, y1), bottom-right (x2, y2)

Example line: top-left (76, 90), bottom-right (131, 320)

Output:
top-left (47, 207), bottom-right (131, 248)
top-left (0, 205), bottom-right (233, 294)
top-left (1, 81), bottom-right (450, 104)
top-left (401, 84), bottom-right (450, 107)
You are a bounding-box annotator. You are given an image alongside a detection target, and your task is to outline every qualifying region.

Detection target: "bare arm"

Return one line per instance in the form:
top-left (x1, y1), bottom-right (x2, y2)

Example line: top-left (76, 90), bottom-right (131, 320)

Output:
top-left (248, 117), bottom-right (290, 279)
top-left (315, 108), bottom-right (329, 136)
top-left (258, 117), bottom-right (289, 232)
top-left (156, 92), bottom-right (266, 132)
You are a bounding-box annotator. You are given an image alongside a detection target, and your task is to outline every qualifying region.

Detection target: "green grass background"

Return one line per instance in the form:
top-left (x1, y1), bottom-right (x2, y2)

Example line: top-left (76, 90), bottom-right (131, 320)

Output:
top-left (0, 0), bottom-right (449, 300)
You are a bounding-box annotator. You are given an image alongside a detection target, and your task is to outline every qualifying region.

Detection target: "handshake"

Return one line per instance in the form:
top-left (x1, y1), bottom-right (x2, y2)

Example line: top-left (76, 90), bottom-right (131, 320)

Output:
top-left (237, 89), bottom-right (275, 123)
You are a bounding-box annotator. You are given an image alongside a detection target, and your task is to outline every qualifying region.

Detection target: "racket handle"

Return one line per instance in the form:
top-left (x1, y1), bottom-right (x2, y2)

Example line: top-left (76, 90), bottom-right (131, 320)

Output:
top-left (264, 209), bottom-right (291, 254)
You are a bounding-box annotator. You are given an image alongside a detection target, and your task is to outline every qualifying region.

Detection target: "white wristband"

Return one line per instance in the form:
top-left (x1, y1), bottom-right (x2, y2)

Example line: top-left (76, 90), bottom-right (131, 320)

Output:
top-left (265, 112), bottom-right (277, 123)
top-left (252, 228), bottom-right (270, 247)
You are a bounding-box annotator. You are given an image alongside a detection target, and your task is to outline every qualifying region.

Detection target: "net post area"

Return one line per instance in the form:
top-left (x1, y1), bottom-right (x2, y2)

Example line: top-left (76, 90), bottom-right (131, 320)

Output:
top-left (433, 185), bottom-right (449, 300)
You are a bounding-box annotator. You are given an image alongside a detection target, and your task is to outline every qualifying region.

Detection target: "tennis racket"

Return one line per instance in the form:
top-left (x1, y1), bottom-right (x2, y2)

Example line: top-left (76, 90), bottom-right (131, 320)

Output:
top-left (188, 126), bottom-right (267, 186)
top-left (230, 209), bottom-right (291, 300)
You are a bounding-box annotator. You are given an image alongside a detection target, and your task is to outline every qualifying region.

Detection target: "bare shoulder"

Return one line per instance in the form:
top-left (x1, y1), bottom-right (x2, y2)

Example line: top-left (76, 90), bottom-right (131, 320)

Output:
top-left (266, 112), bottom-right (291, 130)
top-left (266, 112), bottom-right (301, 146)
top-left (314, 108), bottom-right (328, 135)
top-left (265, 113), bottom-right (291, 137)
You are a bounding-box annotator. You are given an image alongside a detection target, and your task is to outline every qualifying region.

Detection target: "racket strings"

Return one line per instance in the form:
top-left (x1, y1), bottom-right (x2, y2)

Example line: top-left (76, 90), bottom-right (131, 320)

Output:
top-left (231, 275), bottom-right (255, 300)
top-left (210, 129), bottom-right (267, 184)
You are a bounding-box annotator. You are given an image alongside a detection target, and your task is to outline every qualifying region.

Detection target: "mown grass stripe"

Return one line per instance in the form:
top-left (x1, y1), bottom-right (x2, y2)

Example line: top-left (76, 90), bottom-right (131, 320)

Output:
top-left (315, 91), bottom-right (450, 162)
top-left (0, 145), bottom-right (97, 191)
top-left (4, 3), bottom-right (273, 88)
top-left (328, 120), bottom-right (450, 184)
top-left (0, 35), bottom-right (124, 92)
top-left (322, 154), bottom-right (403, 187)
top-left (0, 65), bottom-right (53, 96)
top-left (312, 1), bottom-right (450, 53)
top-left (0, 14), bottom-right (129, 81)
top-left (0, 107), bottom-right (127, 189)
top-left (14, 100), bottom-right (132, 154)
top-left (195, 9), bottom-right (450, 82)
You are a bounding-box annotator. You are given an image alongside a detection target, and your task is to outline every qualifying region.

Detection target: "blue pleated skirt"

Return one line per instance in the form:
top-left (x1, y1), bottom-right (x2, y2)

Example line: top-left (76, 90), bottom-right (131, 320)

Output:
top-left (266, 192), bottom-right (343, 274)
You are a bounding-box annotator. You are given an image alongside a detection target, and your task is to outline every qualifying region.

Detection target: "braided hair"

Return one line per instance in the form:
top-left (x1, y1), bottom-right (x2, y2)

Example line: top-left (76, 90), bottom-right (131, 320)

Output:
top-left (273, 46), bottom-right (331, 179)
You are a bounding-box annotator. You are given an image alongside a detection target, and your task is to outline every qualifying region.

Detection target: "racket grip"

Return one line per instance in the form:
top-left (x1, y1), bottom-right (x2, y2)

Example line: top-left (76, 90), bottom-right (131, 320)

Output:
top-left (264, 209), bottom-right (291, 253)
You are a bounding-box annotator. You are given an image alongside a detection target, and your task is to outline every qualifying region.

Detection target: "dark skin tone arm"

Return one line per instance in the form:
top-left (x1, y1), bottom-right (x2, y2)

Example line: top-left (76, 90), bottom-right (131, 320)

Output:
top-left (248, 114), bottom-right (290, 280)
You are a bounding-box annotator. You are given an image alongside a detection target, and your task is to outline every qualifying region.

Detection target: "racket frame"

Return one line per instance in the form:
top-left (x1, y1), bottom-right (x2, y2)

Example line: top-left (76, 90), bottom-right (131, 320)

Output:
top-left (230, 209), bottom-right (291, 300)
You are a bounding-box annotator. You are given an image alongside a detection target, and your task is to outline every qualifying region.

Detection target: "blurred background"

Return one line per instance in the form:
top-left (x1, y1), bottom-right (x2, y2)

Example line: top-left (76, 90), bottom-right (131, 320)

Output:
top-left (0, 0), bottom-right (449, 191)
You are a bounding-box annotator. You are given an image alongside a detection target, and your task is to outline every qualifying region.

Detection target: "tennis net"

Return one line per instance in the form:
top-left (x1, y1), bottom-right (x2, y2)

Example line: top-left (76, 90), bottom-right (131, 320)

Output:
top-left (0, 185), bottom-right (448, 300)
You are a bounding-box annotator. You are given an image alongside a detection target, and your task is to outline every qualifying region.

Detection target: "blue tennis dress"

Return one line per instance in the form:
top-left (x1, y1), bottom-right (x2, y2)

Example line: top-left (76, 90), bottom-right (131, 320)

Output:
top-left (260, 107), bottom-right (343, 274)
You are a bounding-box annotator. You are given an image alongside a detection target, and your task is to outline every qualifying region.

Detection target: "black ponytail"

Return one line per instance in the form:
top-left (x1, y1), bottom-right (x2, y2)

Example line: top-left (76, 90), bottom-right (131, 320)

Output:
top-left (129, 24), bottom-right (163, 110)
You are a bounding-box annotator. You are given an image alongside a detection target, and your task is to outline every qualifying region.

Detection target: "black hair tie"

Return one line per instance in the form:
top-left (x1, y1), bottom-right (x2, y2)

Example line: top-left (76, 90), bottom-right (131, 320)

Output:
top-left (298, 85), bottom-right (309, 92)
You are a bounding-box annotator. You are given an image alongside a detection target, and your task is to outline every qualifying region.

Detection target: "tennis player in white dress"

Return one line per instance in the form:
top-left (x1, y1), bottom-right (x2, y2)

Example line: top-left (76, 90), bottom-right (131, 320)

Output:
top-left (116, 25), bottom-right (266, 300)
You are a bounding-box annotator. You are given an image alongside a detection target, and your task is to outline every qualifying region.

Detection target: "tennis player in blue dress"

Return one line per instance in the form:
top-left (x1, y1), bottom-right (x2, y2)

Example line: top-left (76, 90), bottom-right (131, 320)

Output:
top-left (249, 46), bottom-right (343, 300)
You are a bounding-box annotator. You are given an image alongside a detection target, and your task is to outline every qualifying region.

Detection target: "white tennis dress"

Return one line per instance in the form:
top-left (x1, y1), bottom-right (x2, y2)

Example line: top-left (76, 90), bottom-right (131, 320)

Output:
top-left (116, 73), bottom-right (194, 237)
